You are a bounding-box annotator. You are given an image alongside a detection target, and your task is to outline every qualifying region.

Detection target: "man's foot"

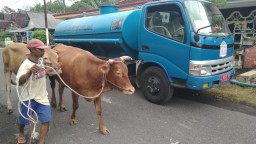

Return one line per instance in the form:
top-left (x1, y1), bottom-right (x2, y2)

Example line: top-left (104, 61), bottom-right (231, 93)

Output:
top-left (18, 135), bottom-right (26, 144)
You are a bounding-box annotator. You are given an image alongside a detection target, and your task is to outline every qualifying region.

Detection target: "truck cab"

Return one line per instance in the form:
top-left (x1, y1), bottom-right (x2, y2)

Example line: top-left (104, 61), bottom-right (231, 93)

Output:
top-left (135, 0), bottom-right (234, 103)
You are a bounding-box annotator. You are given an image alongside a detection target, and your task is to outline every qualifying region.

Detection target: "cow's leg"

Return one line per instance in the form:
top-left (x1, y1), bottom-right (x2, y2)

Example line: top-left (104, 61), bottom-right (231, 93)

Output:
top-left (70, 92), bottom-right (79, 125)
top-left (94, 96), bottom-right (110, 135)
top-left (4, 68), bottom-right (13, 114)
top-left (58, 83), bottom-right (66, 111)
top-left (49, 76), bottom-right (57, 108)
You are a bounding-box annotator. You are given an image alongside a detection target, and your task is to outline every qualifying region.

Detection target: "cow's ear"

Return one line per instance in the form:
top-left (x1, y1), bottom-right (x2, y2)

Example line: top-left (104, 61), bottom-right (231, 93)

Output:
top-left (99, 64), bottom-right (110, 74)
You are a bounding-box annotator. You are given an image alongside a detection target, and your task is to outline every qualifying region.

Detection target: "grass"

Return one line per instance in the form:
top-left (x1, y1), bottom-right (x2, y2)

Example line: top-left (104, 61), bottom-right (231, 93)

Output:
top-left (201, 67), bottom-right (256, 108)
top-left (202, 84), bottom-right (256, 107)
top-left (177, 69), bottom-right (256, 108)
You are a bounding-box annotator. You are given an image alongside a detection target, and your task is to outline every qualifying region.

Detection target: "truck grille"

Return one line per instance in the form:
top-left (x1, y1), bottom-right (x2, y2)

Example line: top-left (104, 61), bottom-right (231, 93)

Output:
top-left (211, 60), bottom-right (233, 75)
top-left (189, 56), bottom-right (234, 76)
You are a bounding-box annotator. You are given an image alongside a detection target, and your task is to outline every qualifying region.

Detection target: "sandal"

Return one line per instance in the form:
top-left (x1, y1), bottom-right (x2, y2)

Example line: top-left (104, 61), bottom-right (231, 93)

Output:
top-left (18, 135), bottom-right (26, 144)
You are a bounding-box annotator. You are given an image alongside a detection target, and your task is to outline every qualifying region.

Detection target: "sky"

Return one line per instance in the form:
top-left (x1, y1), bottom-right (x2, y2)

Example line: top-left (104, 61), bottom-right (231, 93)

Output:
top-left (0, 0), bottom-right (73, 11)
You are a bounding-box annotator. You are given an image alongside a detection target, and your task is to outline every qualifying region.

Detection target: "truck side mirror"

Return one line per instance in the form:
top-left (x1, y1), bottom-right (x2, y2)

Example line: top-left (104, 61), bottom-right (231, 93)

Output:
top-left (194, 33), bottom-right (200, 42)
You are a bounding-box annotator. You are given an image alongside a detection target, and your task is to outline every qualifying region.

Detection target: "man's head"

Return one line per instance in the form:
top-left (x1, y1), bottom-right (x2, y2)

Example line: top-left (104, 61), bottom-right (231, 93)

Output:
top-left (27, 39), bottom-right (48, 49)
top-left (26, 39), bottom-right (48, 57)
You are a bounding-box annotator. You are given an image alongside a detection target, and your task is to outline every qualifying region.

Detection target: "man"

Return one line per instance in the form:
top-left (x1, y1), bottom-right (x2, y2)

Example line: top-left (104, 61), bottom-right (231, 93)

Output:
top-left (16, 39), bottom-right (51, 144)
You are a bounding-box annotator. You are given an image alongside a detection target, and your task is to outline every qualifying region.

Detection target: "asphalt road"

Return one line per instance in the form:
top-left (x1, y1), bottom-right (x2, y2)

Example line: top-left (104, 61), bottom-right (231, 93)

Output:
top-left (0, 47), bottom-right (256, 144)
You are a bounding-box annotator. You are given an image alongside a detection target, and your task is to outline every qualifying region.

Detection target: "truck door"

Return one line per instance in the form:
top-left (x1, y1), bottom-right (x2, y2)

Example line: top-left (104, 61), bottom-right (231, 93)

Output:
top-left (139, 3), bottom-right (190, 79)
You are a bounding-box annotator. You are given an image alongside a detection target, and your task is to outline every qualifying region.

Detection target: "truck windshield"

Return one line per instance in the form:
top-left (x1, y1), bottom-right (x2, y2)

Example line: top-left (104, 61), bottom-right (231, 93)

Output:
top-left (184, 1), bottom-right (230, 36)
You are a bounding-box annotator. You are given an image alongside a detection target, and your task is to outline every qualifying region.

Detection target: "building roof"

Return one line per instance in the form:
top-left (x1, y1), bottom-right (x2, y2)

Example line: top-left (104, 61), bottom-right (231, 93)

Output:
top-left (8, 26), bottom-right (33, 32)
top-left (1, 12), bottom-right (63, 32)
top-left (26, 12), bottom-right (63, 29)
top-left (0, 20), bottom-right (15, 30)
top-left (4, 13), bottom-right (29, 28)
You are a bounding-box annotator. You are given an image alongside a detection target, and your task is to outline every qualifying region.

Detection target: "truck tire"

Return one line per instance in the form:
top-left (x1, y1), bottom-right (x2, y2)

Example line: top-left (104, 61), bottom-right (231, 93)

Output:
top-left (140, 66), bottom-right (173, 104)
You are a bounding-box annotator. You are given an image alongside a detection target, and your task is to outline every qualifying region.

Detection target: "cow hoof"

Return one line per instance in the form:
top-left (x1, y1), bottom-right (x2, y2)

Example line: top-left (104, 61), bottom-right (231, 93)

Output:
top-left (100, 127), bottom-right (110, 135)
top-left (7, 109), bottom-right (13, 114)
top-left (58, 106), bottom-right (67, 112)
top-left (69, 119), bottom-right (77, 125)
top-left (51, 102), bottom-right (57, 108)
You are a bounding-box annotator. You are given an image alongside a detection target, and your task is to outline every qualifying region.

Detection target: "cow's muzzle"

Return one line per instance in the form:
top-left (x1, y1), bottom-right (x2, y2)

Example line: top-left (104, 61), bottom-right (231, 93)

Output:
top-left (45, 63), bottom-right (62, 76)
top-left (122, 86), bottom-right (135, 95)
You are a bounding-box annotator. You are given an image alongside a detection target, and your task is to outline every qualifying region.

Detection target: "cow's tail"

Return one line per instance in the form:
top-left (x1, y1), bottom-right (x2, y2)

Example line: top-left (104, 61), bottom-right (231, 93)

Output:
top-left (11, 79), bottom-right (16, 85)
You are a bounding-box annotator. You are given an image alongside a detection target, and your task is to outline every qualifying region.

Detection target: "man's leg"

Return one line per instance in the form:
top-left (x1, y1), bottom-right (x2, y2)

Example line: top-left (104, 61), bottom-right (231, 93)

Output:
top-left (36, 101), bottom-right (51, 144)
top-left (18, 124), bottom-right (26, 144)
top-left (39, 122), bottom-right (49, 144)
top-left (18, 100), bottom-right (31, 144)
top-left (19, 124), bottom-right (25, 135)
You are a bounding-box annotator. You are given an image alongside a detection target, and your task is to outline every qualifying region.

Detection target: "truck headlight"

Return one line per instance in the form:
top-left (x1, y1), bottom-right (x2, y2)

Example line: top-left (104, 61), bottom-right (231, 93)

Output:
top-left (201, 66), bottom-right (211, 76)
top-left (189, 64), bottom-right (201, 76)
top-left (189, 63), bottom-right (211, 76)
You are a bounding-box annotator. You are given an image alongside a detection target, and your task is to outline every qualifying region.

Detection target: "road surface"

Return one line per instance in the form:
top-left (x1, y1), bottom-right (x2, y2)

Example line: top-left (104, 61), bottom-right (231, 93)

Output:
top-left (0, 47), bottom-right (255, 144)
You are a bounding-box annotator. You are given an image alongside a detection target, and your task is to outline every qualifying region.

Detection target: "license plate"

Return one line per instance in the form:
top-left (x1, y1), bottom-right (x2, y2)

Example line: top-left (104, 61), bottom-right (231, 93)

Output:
top-left (220, 73), bottom-right (230, 83)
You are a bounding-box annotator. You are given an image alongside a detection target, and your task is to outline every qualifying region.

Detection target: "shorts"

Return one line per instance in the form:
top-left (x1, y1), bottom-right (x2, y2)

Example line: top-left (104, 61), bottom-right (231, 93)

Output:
top-left (19, 99), bottom-right (51, 125)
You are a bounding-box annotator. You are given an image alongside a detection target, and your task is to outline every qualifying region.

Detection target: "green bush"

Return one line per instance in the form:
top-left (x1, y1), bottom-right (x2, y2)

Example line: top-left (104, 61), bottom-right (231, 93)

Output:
top-left (32, 29), bottom-right (52, 44)
top-left (0, 30), bottom-right (12, 40)
top-left (0, 30), bottom-right (13, 47)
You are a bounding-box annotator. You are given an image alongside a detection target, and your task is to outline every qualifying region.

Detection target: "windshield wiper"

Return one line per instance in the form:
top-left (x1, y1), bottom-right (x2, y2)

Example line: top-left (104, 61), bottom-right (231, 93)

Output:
top-left (196, 25), bottom-right (212, 34)
top-left (194, 25), bottom-right (212, 41)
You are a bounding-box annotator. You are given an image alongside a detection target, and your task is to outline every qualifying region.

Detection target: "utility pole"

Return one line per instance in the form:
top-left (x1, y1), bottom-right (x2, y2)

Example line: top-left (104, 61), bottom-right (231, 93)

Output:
top-left (63, 0), bottom-right (66, 13)
top-left (43, 0), bottom-right (49, 46)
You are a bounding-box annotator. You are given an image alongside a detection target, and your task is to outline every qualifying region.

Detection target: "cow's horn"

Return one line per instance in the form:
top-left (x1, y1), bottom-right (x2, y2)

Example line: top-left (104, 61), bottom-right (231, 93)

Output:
top-left (108, 59), bottom-right (115, 64)
top-left (120, 56), bottom-right (132, 61)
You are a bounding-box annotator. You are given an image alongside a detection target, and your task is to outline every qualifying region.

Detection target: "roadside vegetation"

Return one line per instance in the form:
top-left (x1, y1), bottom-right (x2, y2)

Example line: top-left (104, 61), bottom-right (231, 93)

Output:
top-left (0, 30), bottom-right (12, 47)
top-left (175, 69), bottom-right (256, 108)
top-left (202, 68), bottom-right (256, 107)
top-left (203, 84), bottom-right (256, 107)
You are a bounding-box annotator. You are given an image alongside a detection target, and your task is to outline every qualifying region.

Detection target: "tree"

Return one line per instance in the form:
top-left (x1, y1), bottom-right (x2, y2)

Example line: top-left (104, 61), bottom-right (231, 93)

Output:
top-left (29, 3), bottom-right (44, 13)
top-left (29, 0), bottom-right (65, 13)
top-left (32, 30), bottom-right (52, 44)
top-left (0, 12), bottom-right (4, 20)
top-left (208, 0), bottom-right (227, 8)
top-left (1, 6), bottom-right (15, 13)
top-left (27, 0), bottom-right (117, 14)
top-left (69, 0), bottom-right (117, 11)
top-left (69, 0), bottom-right (90, 11)
top-left (48, 0), bottom-right (67, 13)
top-left (0, 30), bottom-right (13, 47)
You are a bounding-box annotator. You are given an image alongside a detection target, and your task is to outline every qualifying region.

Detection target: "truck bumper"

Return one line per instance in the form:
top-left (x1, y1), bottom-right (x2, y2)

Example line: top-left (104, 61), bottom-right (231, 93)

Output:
top-left (186, 68), bottom-right (235, 90)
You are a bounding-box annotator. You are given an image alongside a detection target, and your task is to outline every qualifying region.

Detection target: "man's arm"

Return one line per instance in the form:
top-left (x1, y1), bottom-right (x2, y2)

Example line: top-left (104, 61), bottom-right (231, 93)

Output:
top-left (18, 65), bottom-right (41, 85)
top-left (18, 70), bottom-right (32, 85)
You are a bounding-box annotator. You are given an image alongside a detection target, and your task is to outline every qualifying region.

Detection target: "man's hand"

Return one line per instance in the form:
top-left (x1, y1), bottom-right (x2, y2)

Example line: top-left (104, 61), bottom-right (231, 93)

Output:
top-left (19, 64), bottom-right (41, 85)
top-left (29, 64), bottom-right (41, 74)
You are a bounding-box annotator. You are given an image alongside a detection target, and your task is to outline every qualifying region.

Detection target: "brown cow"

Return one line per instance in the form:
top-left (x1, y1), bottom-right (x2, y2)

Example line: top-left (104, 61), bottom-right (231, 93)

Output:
top-left (2, 43), bottom-right (62, 113)
top-left (50, 44), bottom-right (135, 135)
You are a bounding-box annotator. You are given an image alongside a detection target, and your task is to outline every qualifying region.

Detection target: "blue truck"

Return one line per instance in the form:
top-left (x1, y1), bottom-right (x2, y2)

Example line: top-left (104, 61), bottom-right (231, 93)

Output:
top-left (54, 0), bottom-right (235, 104)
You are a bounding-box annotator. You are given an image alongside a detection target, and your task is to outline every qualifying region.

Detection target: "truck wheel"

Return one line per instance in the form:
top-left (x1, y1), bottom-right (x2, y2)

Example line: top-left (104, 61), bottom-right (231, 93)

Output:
top-left (140, 66), bottom-right (173, 104)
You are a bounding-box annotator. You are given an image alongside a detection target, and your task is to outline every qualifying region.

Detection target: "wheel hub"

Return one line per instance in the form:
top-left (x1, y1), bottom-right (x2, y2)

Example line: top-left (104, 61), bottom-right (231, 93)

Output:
top-left (146, 76), bottom-right (160, 95)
